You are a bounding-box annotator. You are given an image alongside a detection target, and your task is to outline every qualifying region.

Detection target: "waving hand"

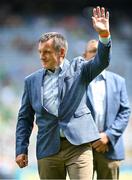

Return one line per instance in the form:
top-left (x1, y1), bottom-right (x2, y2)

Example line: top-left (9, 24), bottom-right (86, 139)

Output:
top-left (92, 6), bottom-right (110, 36)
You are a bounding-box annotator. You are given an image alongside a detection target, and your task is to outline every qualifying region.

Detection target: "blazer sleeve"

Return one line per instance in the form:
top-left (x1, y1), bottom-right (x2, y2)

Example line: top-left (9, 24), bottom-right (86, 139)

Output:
top-left (105, 78), bottom-right (131, 147)
top-left (16, 78), bottom-right (35, 156)
top-left (83, 40), bottom-right (111, 83)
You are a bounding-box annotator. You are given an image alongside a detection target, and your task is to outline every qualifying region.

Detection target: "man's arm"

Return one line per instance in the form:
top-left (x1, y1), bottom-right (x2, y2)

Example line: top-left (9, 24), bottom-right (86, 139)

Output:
top-left (16, 78), bottom-right (35, 168)
top-left (105, 78), bottom-right (131, 147)
top-left (82, 7), bottom-right (111, 82)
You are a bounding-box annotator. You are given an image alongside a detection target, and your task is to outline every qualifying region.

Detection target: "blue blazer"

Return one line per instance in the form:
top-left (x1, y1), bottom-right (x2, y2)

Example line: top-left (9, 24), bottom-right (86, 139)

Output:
top-left (16, 41), bottom-right (111, 160)
top-left (87, 71), bottom-right (131, 160)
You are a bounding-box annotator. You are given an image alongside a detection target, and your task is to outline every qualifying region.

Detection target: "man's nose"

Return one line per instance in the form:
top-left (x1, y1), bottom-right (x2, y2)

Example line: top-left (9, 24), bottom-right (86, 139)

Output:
top-left (40, 53), bottom-right (46, 60)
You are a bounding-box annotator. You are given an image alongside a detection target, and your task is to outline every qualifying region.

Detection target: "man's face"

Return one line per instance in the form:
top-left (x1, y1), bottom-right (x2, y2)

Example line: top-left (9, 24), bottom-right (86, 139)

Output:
top-left (38, 39), bottom-right (61, 70)
top-left (84, 41), bottom-right (98, 60)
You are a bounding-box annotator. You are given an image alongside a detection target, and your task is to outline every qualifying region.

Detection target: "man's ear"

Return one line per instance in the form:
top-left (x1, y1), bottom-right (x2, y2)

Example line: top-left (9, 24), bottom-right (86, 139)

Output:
top-left (83, 52), bottom-right (86, 58)
top-left (59, 48), bottom-right (65, 58)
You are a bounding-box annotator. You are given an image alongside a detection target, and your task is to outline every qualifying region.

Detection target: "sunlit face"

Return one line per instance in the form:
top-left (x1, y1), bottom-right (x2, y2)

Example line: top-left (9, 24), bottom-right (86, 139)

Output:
top-left (38, 39), bottom-right (61, 70)
top-left (84, 41), bottom-right (98, 60)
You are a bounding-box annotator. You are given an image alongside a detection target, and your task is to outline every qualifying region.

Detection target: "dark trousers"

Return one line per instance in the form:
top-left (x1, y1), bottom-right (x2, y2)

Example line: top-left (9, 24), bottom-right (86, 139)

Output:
top-left (38, 138), bottom-right (93, 180)
top-left (93, 150), bottom-right (121, 180)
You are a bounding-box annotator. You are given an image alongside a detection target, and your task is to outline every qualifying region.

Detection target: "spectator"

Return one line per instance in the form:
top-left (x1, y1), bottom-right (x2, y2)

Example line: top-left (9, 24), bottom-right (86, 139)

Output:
top-left (83, 39), bottom-right (131, 180)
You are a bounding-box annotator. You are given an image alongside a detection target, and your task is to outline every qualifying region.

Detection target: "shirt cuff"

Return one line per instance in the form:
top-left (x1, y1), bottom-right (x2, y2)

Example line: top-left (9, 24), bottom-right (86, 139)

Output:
top-left (99, 35), bottom-right (111, 44)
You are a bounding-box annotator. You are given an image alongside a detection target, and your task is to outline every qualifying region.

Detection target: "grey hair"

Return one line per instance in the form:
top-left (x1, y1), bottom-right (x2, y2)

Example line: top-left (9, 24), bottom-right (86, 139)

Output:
top-left (39, 32), bottom-right (68, 56)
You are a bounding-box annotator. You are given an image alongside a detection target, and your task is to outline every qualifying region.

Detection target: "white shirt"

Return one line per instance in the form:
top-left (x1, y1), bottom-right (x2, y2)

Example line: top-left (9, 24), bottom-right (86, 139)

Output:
top-left (88, 70), bottom-right (106, 132)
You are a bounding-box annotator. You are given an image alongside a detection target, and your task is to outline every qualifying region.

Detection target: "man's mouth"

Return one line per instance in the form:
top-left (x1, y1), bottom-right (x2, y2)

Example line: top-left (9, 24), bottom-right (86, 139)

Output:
top-left (42, 59), bottom-right (48, 63)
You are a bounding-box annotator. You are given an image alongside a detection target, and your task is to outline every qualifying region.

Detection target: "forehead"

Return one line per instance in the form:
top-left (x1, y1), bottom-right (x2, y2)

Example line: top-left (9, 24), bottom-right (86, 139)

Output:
top-left (38, 39), bottom-right (54, 50)
top-left (86, 41), bottom-right (98, 50)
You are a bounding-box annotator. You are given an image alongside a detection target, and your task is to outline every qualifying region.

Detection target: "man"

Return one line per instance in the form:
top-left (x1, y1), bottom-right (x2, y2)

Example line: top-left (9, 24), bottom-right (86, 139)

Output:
top-left (16, 7), bottom-right (111, 180)
top-left (83, 39), bottom-right (131, 179)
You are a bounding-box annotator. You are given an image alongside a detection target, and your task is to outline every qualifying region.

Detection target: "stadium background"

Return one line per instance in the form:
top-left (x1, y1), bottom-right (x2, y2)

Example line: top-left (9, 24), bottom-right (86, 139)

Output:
top-left (0, 0), bottom-right (132, 179)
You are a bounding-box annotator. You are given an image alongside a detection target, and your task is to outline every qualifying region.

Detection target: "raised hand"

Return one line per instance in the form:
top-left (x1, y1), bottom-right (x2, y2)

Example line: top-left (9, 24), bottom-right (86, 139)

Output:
top-left (92, 6), bottom-right (110, 36)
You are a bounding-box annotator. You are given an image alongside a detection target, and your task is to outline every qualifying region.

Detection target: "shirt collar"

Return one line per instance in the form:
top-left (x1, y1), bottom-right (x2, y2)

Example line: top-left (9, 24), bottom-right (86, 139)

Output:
top-left (46, 60), bottom-right (65, 75)
top-left (101, 70), bottom-right (106, 80)
top-left (93, 70), bottom-right (106, 82)
top-left (60, 60), bottom-right (64, 71)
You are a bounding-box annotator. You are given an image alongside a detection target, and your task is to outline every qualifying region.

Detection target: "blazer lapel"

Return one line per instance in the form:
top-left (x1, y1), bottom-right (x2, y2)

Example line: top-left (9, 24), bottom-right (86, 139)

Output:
top-left (87, 85), bottom-right (94, 107)
top-left (36, 68), bottom-right (45, 106)
top-left (58, 59), bottom-right (70, 102)
top-left (105, 72), bottom-right (113, 127)
top-left (87, 85), bottom-right (95, 119)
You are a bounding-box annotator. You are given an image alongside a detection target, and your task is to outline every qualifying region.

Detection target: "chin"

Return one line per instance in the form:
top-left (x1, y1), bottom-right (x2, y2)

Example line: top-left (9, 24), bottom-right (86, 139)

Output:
top-left (42, 64), bottom-right (47, 69)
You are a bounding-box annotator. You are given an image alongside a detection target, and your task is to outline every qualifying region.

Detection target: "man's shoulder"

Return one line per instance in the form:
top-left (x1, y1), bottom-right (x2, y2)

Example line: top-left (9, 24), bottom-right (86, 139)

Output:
top-left (72, 56), bottom-right (85, 62)
top-left (25, 68), bottom-right (43, 81)
top-left (70, 56), bottom-right (86, 66)
top-left (69, 56), bottom-right (88, 72)
top-left (106, 71), bottom-right (125, 82)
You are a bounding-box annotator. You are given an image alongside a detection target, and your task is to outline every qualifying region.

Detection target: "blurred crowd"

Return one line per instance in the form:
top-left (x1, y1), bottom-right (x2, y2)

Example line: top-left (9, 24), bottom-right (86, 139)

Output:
top-left (0, 8), bottom-right (132, 179)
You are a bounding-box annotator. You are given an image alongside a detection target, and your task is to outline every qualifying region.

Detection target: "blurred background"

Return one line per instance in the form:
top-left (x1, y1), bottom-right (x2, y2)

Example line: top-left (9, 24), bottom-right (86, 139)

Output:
top-left (0, 0), bottom-right (132, 179)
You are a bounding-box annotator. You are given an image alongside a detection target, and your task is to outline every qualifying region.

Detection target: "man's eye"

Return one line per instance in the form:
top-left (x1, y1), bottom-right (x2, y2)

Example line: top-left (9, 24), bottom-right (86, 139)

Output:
top-left (45, 50), bottom-right (50, 54)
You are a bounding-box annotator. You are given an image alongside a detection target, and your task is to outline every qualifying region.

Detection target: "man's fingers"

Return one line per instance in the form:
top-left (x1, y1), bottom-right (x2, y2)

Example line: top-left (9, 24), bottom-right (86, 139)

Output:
top-left (93, 6), bottom-right (109, 19)
top-left (92, 17), bottom-right (96, 27)
top-left (106, 11), bottom-right (109, 20)
top-left (93, 8), bottom-right (96, 17)
top-left (95, 144), bottom-right (109, 153)
top-left (97, 6), bottom-right (101, 18)
top-left (101, 7), bottom-right (105, 18)
top-left (93, 8), bottom-right (98, 18)
top-left (16, 159), bottom-right (28, 168)
top-left (16, 154), bottom-right (28, 168)
top-left (92, 140), bottom-right (101, 148)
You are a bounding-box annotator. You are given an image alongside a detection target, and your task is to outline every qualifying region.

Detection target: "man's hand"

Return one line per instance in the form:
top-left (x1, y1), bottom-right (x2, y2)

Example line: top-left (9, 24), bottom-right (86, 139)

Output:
top-left (92, 6), bottom-right (109, 35)
top-left (92, 132), bottom-right (109, 153)
top-left (16, 154), bottom-right (28, 168)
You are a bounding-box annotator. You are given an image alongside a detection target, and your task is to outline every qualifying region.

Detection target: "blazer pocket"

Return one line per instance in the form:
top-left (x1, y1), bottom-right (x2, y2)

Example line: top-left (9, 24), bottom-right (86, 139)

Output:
top-left (74, 107), bottom-right (91, 118)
